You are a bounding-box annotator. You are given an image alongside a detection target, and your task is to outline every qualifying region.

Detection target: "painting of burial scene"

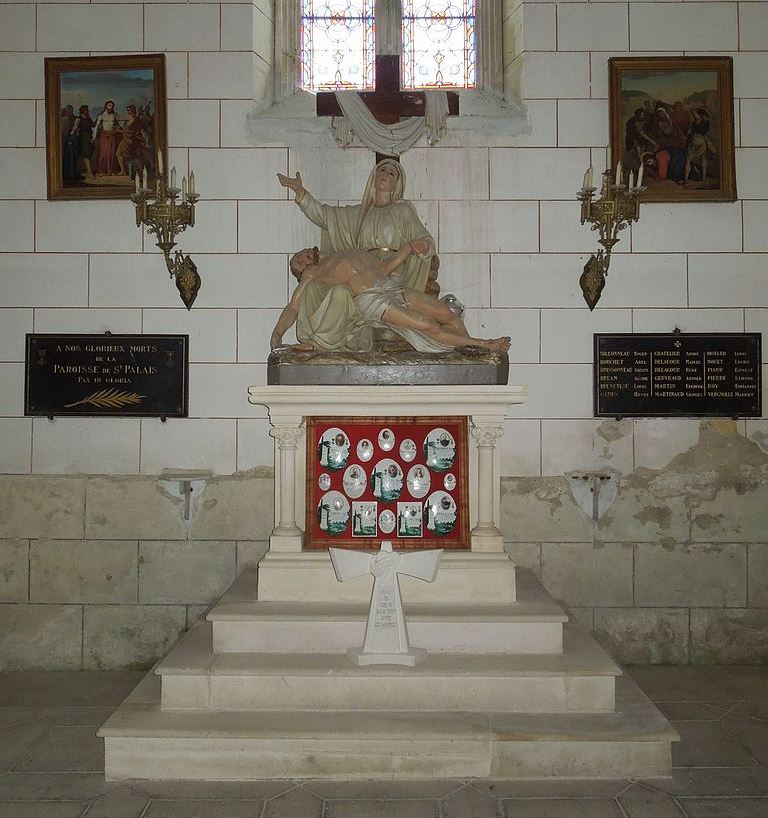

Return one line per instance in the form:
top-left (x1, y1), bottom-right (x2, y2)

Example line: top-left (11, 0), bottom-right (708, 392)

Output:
top-left (45, 55), bottom-right (166, 200)
top-left (609, 57), bottom-right (736, 202)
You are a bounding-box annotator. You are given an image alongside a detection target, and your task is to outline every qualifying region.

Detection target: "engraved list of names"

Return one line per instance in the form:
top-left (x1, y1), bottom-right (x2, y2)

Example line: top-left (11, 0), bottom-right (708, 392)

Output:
top-left (594, 333), bottom-right (762, 417)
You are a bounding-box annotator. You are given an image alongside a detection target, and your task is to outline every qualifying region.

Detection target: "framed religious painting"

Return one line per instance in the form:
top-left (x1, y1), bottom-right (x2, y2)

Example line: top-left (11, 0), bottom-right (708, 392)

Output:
top-left (44, 54), bottom-right (167, 201)
top-left (609, 57), bottom-right (736, 203)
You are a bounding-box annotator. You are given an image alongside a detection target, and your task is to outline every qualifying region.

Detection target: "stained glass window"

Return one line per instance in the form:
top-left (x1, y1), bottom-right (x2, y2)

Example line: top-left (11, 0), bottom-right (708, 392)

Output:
top-left (300, 1), bottom-right (376, 91)
top-left (402, 1), bottom-right (476, 89)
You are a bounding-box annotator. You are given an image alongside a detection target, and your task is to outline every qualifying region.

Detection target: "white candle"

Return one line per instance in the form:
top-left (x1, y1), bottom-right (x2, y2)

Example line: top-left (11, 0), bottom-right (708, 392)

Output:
top-left (586, 165), bottom-right (593, 189)
top-left (637, 163), bottom-right (644, 188)
top-left (142, 167), bottom-right (148, 190)
top-left (157, 149), bottom-right (163, 176)
top-left (182, 177), bottom-right (187, 201)
top-left (189, 171), bottom-right (195, 196)
top-left (171, 167), bottom-right (176, 189)
top-left (628, 171), bottom-right (635, 190)
top-left (135, 173), bottom-right (140, 193)
top-left (582, 168), bottom-right (589, 189)
top-left (606, 145), bottom-right (612, 169)
top-left (615, 161), bottom-right (622, 185)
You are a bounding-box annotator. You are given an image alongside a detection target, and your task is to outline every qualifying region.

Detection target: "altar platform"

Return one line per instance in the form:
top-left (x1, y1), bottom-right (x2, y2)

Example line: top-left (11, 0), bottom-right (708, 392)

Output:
top-left (3, 666), bottom-right (762, 815)
top-left (98, 567), bottom-right (677, 781)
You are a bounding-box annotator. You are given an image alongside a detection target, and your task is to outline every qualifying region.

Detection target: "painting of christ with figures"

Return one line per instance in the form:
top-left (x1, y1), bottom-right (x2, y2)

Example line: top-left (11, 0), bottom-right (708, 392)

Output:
top-left (609, 57), bottom-right (736, 203)
top-left (45, 55), bottom-right (167, 201)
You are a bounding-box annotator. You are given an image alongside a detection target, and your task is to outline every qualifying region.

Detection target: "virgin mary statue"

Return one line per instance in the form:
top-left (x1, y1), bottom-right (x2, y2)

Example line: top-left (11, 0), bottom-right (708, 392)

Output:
top-left (277, 159), bottom-right (436, 353)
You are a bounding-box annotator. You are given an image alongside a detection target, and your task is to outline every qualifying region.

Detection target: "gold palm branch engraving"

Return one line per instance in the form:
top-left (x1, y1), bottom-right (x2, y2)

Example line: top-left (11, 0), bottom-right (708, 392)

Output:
top-left (63, 388), bottom-right (146, 410)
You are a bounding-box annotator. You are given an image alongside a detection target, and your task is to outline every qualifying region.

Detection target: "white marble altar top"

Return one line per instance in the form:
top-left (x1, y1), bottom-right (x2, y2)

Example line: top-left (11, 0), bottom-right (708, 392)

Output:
top-left (248, 384), bottom-right (527, 418)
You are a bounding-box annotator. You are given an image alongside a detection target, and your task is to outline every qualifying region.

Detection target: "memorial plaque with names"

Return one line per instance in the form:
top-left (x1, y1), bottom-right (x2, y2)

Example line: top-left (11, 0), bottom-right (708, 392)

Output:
top-left (25, 334), bottom-right (188, 417)
top-left (594, 333), bottom-right (762, 418)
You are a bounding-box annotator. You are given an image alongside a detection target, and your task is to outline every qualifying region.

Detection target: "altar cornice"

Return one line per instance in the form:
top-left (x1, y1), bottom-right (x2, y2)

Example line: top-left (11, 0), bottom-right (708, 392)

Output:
top-left (248, 385), bottom-right (527, 419)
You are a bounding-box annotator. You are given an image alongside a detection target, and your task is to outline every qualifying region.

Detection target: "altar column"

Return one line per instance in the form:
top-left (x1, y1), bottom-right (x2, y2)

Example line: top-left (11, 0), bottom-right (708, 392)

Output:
top-left (268, 415), bottom-right (304, 552)
top-left (469, 417), bottom-right (505, 552)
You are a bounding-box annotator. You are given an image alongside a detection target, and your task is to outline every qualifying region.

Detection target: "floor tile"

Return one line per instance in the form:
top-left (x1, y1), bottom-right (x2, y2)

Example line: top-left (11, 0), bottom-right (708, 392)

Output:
top-left (656, 701), bottom-right (730, 722)
top-left (0, 773), bottom-right (114, 801)
top-left (13, 726), bottom-right (103, 773)
top-left (627, 668), bottom-right (768, 703)
top-left (325, 801), bottom-right (438, 818)
top-left (0, 673), bottom-right (143, 707)
top-left (134, 781), bottom-right (292, 800)
top-left (625, 667), bottom-right (705, 701)
top-left (0, 708), bottom-right (37, 728)
top-left (0, 804), bottom-right (87, 818)
top-left (654, 768), bottom-right (768, 797)
top-left (500, 797), bottom-right (624, 817)
top-left (679, 797), bottom-right (768, 817)
top-left (442, 785), bottom-right (499, 818)
top-left (144, 801), bottom-right (263, 817)
top-left (720, 716), bottom-right (768, 766)
top-left (304, 781), bottom-right (462, 799)
top-left (617, 783), bottom-right (686, 817)
top-left (35, 707), bottom-right (116, 727)
top-left (78, 785), bottom-right (150, 818)
top-left (263, 787), bottom-right (323, 818)
top-left (672, 723), bottom-right (756, 768)
top-left (730, 699), bottom-right (768, 722)
top-left (0, 720), bottom-right (50, 772)
top-left (470, 780), bottom-right (629, 798)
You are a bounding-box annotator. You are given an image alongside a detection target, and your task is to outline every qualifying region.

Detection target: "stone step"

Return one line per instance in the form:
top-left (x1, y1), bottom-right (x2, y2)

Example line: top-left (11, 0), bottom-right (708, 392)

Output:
top-left (99, 673), bottom-right (678, 781)
top-left (208, 568), bottom-right (567, 655)
top-left (255, 551), bottom-right (518, 605)
top-left (155, 622), bottom-right (619, 714)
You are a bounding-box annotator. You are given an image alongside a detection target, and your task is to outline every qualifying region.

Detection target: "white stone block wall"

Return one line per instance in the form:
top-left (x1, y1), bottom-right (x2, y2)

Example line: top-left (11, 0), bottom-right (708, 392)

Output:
top-left (0, 1), bottom-right (767, 667)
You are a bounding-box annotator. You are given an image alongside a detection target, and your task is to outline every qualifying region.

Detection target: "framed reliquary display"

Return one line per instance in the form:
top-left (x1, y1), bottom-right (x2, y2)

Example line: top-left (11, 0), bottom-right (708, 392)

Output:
top-left (305, 416), bottom-right (470, 550)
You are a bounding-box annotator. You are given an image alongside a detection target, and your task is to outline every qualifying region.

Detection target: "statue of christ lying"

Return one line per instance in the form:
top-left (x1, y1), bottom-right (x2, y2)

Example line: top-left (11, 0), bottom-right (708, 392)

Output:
top-left (270, 244), bottom-right (511, 355)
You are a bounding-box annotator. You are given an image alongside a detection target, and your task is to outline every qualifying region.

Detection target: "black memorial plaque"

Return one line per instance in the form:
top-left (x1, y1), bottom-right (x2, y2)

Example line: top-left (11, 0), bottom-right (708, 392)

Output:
top-left (25, 334), bottom-right (188, 417)
top-left (594, 333), bottom-right (762, 418)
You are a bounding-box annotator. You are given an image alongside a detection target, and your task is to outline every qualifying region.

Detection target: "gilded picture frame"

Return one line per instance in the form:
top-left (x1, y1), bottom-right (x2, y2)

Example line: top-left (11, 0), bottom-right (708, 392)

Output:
top-left (44, 54), bottom-right (167, 201)
top-left (609, 56), bottom-right (736, 203)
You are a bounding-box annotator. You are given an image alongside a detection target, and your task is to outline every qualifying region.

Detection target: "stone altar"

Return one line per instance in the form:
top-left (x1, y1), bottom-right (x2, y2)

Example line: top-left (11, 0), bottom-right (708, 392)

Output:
top-left (98, 381), bottom-right (678, 781)
top-left (248, 384), bottom-right (524, 558)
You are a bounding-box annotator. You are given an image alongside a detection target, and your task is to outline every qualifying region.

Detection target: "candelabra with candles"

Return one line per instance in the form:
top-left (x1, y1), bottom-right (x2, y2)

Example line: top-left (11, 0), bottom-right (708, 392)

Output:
top-left (577, 158), bottom-right (644, 310)
top-left (131, 152), bottom-right (201, 309)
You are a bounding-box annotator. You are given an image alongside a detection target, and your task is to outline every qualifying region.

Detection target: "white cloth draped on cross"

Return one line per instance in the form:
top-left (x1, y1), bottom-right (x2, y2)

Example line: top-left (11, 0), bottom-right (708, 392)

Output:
top-left (331, 90), bottom-right (451, 155)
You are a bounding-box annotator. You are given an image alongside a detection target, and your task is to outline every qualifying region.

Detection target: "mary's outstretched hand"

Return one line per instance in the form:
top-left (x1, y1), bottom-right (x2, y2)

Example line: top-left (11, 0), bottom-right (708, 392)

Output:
top-left (277, 171), bottom-right (305, 199)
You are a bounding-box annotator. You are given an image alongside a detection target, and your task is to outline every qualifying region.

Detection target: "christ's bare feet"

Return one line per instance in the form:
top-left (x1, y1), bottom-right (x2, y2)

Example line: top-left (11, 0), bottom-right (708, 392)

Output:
top-left (487, 337), bottom-right (511, 353)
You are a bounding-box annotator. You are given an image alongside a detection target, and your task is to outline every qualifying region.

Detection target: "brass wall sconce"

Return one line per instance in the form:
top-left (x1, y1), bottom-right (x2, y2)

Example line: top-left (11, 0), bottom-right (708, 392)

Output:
top-left (131, 153), bottom-right (201, 309)
top-left (577, 160), bottom-right (644, 310)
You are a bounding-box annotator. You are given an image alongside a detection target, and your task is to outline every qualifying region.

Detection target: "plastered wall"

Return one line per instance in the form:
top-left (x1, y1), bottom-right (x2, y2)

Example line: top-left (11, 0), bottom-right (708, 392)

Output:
top-left (0, 1), bottom-right (767, 669)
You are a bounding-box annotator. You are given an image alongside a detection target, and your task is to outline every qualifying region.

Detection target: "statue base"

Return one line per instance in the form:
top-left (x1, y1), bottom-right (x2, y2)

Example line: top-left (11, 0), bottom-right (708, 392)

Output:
top-left (348, 646), bottom-right (427, 667)
top-left (268, 347), bottom-right (509, 386)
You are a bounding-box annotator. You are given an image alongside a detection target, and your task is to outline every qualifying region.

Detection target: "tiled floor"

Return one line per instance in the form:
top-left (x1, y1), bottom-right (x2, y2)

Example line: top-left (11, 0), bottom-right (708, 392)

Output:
top-left (0, 666), bottom-right (767, 817)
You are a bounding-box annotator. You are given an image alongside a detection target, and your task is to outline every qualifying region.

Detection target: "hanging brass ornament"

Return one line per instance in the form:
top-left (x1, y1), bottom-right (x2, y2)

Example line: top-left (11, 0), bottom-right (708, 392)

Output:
top-left (577, 161), bottom-right (644, 311)
top-left (130, 157), bottom-right (201, 310)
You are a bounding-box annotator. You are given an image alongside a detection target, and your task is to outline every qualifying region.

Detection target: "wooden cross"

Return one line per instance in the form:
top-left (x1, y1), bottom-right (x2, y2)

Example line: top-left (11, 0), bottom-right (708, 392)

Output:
top-left (316, 55), bottom-right (460, 162)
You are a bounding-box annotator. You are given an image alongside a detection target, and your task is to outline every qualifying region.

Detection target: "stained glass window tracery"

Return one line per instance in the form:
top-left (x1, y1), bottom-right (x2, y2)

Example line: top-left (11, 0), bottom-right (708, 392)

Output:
top-left (300, 1), bottom-right (376, 91)
top-left (401, 1), bottom-right (476, 89)
top-left (299, 1), bottom-right (477, 94)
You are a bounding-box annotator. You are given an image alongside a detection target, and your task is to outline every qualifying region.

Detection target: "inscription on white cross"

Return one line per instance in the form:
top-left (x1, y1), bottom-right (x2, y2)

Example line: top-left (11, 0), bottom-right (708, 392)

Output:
top-left (329, 541), bottom-right (443, 666)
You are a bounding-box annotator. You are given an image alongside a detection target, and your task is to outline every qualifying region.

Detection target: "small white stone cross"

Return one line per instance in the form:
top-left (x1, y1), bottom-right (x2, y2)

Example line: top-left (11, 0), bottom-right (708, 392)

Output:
top-left (329, 541), bottom-right (443, 666)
